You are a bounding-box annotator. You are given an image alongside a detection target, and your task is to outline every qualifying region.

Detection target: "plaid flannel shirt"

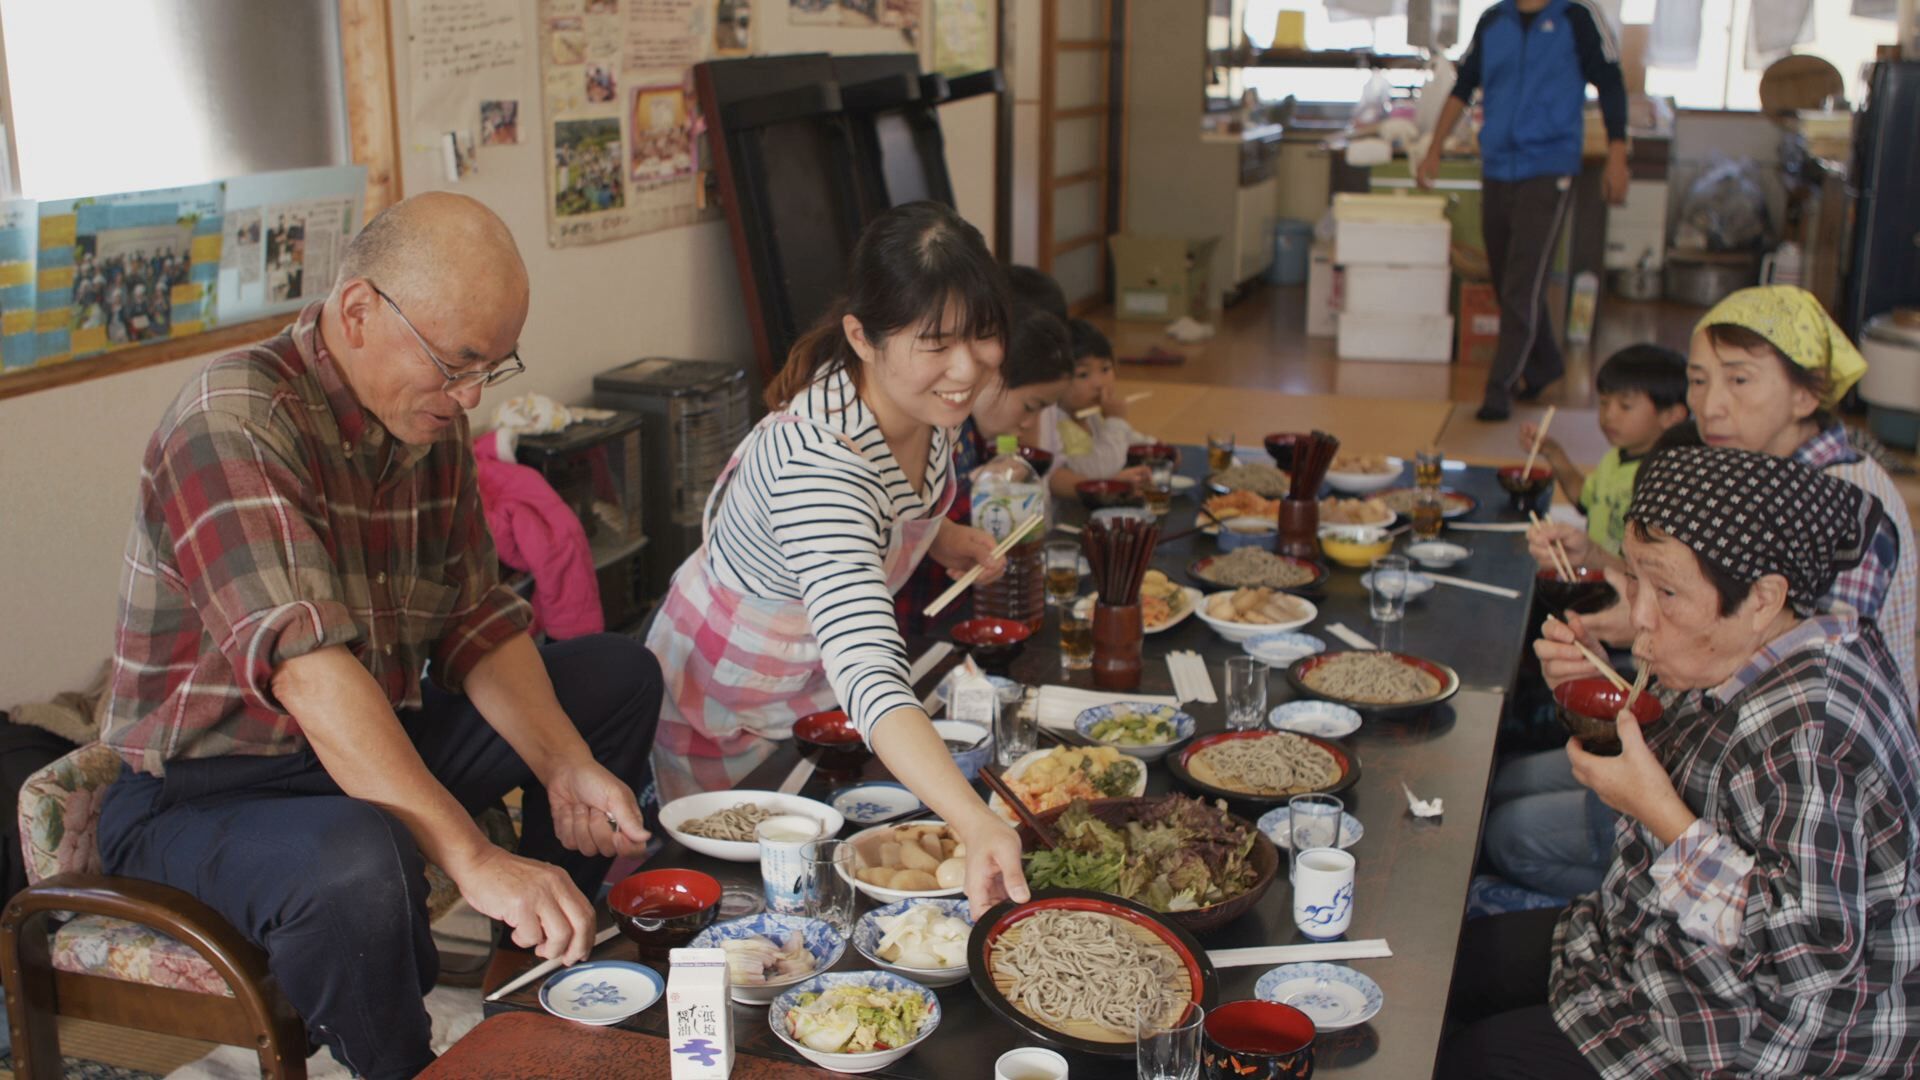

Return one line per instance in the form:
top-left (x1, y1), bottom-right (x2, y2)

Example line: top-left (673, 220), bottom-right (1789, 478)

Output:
top-left (1793, 423), bottom-right (1917, 709)
top-left (1551, 615), bottom-right (1920, 1078)
top-left (103, 302), bottom-right (531, 775)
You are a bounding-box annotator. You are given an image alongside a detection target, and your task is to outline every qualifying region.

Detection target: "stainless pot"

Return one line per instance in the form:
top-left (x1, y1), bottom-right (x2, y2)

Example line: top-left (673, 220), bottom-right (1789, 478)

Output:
top-left (1665, 255), bottom-right (1757, 308)
top-left (1609, 267), bottom-right (1663, 301)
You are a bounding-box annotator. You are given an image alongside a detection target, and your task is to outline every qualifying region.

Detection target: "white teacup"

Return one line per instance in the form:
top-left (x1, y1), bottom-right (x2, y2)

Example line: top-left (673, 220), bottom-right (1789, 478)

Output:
top-left (996, 1047), bottom-right (1069, 1080)
top-left (1292, 846), bottom-right (1355, 940)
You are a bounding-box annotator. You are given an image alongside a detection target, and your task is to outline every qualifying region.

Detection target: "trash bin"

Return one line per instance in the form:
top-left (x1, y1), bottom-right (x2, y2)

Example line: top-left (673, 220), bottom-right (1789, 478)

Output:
top-left (1267, 219), bottom-right (1315, 286)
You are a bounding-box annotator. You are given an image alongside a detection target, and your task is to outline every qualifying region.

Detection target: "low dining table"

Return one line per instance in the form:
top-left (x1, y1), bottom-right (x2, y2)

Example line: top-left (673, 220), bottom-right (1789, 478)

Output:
top-left (483, 453), bottom-right (1552, 1079)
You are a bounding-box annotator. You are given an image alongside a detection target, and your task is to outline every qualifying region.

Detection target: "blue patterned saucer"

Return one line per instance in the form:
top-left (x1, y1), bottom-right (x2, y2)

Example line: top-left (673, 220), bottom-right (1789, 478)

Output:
top-left (830, 781), bottom-right (924, 825)
top-left (1254, 963), bottom-right (1382, 1030)
top-left (539, 960), bottom-right (664, 1025)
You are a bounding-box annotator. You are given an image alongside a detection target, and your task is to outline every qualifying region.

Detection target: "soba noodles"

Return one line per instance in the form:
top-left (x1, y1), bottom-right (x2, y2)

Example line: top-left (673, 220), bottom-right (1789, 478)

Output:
top-left (1304, 652), bottom-right (1442, 704)
top-left (992, 910), bottom-right (1182, 1035)
top-left (1199, 548), bottom-right (1315, 589)
top-left (1189, 734), bottom-right (1338, 796)
top-left (681, 801), bottom-right (779, 842)
top-left (1212, 462), bottom-right (1290, 497)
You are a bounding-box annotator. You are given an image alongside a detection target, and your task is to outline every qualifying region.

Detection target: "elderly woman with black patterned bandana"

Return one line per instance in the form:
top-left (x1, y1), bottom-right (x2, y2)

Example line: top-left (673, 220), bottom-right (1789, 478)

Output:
top-left (1440, 446), bottom-right (1920, 1080)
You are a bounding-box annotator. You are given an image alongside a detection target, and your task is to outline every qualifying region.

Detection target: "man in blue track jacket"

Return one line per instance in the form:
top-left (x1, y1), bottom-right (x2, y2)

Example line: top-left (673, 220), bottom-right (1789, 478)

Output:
top-left (1418, 0), bottom-right (1630, 421)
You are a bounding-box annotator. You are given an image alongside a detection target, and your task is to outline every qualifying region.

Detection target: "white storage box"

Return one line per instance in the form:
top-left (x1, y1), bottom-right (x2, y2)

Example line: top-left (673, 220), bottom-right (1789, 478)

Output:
top-left (1338, 312), bottom-right (1455, 363)
top-left (1306, 243), bottom-right (1337, 337)
top-left (1335, 219), bottom-right (1450, 267)
top-left (1341, 264), bottom-right (1451, 315)
top-left (1332, 192), bottom-right (1449, 223)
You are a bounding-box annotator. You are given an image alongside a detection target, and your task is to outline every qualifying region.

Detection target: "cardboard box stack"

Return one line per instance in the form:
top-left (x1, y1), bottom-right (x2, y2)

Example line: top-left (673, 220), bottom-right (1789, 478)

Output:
top-left (1333, 193), bottom-right (1454, 363)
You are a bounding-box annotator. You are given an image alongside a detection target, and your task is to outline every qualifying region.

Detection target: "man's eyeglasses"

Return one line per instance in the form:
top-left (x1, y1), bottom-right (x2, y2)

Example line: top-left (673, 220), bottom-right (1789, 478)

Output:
top-left (370, 284), bottom-right (525, 393)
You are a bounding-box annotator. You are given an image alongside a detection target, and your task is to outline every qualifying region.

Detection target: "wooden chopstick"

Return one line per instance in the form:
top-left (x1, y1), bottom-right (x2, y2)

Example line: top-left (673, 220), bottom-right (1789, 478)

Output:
top-left (1545, 615), bottom-right (1632, 692)
top-left (1073, 392), bottom-right (1151, 420)
top-left (1520, 404), bottom-right (1557, 481)
top-left (1529, 512), bottom-right (1578, 581)
top-left (978, 768), bottom-right (1058, 850)
top-left (924, 516), bottom-right (1042, 617)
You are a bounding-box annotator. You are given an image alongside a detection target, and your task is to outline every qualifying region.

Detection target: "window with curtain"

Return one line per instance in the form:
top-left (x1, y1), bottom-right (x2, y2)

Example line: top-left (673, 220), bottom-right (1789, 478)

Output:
top-left (0, 0), bottom-right (351, 199)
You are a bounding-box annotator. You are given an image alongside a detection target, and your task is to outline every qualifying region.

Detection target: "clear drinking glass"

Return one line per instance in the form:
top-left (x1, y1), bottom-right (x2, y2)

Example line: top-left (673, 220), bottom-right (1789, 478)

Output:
top-left (801, 839), bottom-right (856, 935)
top-left (1414, 447), bottom-right (1444, 489)
top-left (1369, 554), bottom-right (1411, 623)
top-left (1060, 607), bottom-right (1094, 671)
top-left (1144, 459), bottom-right (1174, 516)
top-left (1206, 431), bottom-right (1236, 474)
top-left (994, 692), bottom-right (1038, 767)
top-left (1044, 540), bottom-right (1081, 607)
top-left (1288, 794), bottom-right (1344, 882)
top-left (1224, 656), bottom-right (1267, 731)
top-left (1137, 999), bottom-right (1204, 1080)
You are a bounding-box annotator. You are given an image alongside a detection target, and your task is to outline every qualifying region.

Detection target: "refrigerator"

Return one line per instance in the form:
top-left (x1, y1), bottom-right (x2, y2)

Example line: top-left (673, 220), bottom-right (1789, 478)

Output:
top-left (1844, 60), bottom-right (1920, 340)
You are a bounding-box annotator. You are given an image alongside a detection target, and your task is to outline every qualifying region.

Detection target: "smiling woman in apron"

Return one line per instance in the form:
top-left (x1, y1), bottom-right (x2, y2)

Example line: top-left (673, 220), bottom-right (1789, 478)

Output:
top-left (647, 202), bottom-right (1030, 912)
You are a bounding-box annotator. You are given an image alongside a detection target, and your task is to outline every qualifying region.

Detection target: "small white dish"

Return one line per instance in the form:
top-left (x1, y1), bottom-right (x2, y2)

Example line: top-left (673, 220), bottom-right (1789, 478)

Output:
top-left (1243, 632), bottom-right (1327, 667)
top-left (1406, 540), bottom-right (1471, 569)
top-left (1170, 474), bottom-right (1197, 493)
top-left (1256, 807), bottom-right (1365, 851)
top-left (1254, 963), bottom-right (1383, 1030)
top-left (1268, 700), bottom-right (1362, 739)
top-left (539, 960), bottom-right (664, 1025)
top-left (830, 781), bottom-right (924, 825)
top-left (1323, 457), bottom-right (1404, 495)
top-left (851, 897), bottom-right (973, 988)
top-left (1358, 570), bottom-right (1435, 599)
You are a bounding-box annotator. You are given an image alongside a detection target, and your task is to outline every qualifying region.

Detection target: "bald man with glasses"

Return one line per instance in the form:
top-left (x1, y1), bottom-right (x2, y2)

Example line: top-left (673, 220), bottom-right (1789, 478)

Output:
top-left (98, 192), bottom-right (663, 1078)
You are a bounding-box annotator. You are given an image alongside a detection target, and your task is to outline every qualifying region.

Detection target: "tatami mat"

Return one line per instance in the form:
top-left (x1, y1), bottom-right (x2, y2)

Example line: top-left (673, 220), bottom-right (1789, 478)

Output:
top-left (1435, 403), bottom-right (1613, 470)
top-left (1135, 387), bottom-right (1457, 459)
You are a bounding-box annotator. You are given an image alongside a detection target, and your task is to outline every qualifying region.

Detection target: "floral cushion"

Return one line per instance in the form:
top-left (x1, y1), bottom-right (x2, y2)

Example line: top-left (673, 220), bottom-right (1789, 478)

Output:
top-left (18, 745), bottom-right (521, 994)
top-left (51, 915), bottom-right (234, 996)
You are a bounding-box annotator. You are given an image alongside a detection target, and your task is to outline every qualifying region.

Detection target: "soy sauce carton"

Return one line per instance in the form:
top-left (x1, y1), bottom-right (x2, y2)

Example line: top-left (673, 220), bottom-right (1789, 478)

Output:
top-left (667, 947), bottom-right (732, 1078)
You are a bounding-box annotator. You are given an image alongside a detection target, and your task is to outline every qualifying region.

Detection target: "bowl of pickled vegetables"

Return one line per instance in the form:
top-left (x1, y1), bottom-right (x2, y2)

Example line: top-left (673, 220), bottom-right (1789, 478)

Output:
top-left (769, 971), bottom-right (941, 1073)
top-left (1074, 703), bottom-right (1195, 763)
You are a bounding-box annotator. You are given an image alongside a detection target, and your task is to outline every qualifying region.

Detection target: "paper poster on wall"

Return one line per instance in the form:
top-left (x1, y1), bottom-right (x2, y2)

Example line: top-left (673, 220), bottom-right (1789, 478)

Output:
top-left (406, 0), bottom-right (527, 140)
top-left (34, 184), bottom-right (223, 364)
top-left (713, 0), bottom-right (752, 53)
top-left (481, 100), bottom-right (521, 145)
top-left (0, 200), bottom-right (38, 372)
top-left (789, 0), bottom-right (920, 40)
top-left (932, 0), bottom-right (991, 75)
top-left (219, 166), bottom-right (366, 325)
top-left (537, 0), bottom-right (719, 247)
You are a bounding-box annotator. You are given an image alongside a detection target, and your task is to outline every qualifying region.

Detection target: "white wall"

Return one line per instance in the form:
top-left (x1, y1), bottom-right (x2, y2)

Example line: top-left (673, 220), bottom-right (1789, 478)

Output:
top-left (0, 2), bottom-right (996, 708)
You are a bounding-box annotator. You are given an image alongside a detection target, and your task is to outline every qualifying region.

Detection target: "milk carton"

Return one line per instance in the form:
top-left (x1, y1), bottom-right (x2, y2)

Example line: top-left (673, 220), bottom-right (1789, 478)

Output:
top-left (947, 655), bottom-right (998, 732)
top-left (667, 948), bottom-right (733, 1079)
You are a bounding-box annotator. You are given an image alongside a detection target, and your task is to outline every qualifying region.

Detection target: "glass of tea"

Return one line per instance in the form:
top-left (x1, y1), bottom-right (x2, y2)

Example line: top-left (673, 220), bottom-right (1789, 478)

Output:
top-left (1206, 431), bottom-right (1236, 474)
top-left (1411, 487), bottom-right (1445, 539)
top-left (1044, 540), bottom-right (1081, 607)
top-left (1060, 604), bottom-right (1093, 671)
top-left (1143, 459), bottom-right (1174, 516)
top-left (1414, 447), bottom-right (1444, 488)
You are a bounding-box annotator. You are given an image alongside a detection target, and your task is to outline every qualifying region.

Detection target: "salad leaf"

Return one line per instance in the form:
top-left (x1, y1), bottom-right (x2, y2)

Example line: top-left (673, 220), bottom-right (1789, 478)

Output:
top-left (1023, 795), bottom-right (1257, 913)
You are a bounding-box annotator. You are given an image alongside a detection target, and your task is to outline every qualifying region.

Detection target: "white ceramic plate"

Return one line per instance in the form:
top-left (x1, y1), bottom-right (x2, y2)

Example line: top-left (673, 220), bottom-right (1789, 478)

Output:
top-left (1243, 632), bottom-right (1327, 667)
top-left (985, 746), bottom-right (1148, 824)
top-left (830, 781), bottom-right (924, 826)
top-left (539, 960), bottom-right (664, 1025)
top-left (660, 791), bottom-right (846, 863)
top-left (1358, 571), bottom-right (1435, 599)
top-left (1255, 807), bottom-right (1365, 851)
top-left (1194, 590), bottom-right (1318, 643)
top-left (850, 898), bottom-right (973, 988)
top-left (1268, 700), bottom-right (1362, 739)
top-left (1254, 963), bottom-right (1383, 1030)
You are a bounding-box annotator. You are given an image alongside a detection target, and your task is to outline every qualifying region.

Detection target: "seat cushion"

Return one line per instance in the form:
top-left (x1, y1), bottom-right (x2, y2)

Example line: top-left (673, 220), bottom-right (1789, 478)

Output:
top-left (50, 914), bottom-right (235, 996)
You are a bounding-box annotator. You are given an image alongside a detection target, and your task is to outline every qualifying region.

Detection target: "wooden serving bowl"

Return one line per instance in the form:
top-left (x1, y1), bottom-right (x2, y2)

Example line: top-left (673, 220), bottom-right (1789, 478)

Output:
top-left (1011, 796), bottom-right (1279, 937)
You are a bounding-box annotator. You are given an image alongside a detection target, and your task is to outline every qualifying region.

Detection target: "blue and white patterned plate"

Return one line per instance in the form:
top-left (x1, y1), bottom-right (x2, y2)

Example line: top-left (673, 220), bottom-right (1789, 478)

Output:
top-left (1255, 807), bottom-right (1365, 851)
top-left (538, 960), bottom-right (664, 1025)
top-left (1254, 963), bottom-right (1382, 1030)
top-left (830, 781), bottom-right (924, 825)
top-left (768, 970), bottom-right (942, 1073)
top-left (1267, 701), bottom-right (1362, 739)
top-left (1073, 703), bottom-right (1194, 762)
top-left (690, 913), bottom-right (848, 1005)
top-left (851, 898), bottom-right (974, 986)
top-left (1244, 631), bottom-right (1327, 667)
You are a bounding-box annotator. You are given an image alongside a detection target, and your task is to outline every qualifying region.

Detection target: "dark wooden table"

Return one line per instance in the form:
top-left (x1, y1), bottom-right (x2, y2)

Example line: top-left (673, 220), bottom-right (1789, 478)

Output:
top-left (485, 457), bottom-right (1547, 1079)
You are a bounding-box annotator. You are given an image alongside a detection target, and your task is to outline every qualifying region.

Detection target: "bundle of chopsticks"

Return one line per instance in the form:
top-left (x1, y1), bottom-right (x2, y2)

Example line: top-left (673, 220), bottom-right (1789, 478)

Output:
top-left (1287, 431), bottom-right (1341, 501)
top-left (1083, 516), bottom-right (1160, 606)
top-left (1528, 511), bottom-right (1580, 581)
top-left (1167, 650), bottom-right (1217, 704)
top-left (1545, 613), bottom-right (1652, 711)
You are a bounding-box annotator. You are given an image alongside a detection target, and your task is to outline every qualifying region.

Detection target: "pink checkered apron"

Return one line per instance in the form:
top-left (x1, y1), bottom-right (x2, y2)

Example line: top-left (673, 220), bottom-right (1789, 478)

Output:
top-left (646, 411), bottom-right (952, 800)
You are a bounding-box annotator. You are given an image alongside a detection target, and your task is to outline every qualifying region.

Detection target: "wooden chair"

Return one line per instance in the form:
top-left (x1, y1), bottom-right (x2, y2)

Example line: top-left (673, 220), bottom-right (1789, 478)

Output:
top-left (0, 744), bottom-right (512, 1079)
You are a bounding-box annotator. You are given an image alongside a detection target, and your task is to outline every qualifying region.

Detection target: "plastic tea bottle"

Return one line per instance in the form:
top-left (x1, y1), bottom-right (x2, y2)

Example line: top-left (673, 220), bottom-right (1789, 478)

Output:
top-left (971, 435), bottom-right (1047, 631)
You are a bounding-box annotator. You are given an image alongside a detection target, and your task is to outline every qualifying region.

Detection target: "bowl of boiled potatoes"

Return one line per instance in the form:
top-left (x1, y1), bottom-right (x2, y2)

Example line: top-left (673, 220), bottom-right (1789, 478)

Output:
top-left (836, 820), bottom-right (967, 903)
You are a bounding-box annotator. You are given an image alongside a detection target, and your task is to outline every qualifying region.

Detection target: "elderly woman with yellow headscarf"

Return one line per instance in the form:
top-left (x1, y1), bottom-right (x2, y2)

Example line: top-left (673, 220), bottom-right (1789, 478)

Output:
top-left (1533, 285), bottom-right (1915, 708)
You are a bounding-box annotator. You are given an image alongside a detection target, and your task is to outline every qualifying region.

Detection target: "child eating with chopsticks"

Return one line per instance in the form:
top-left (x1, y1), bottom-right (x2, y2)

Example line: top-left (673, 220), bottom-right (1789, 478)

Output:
top-left (1039, 319), bottom-right (1156, 498)
top-left (1515, 344), bottom-right (1688, 557)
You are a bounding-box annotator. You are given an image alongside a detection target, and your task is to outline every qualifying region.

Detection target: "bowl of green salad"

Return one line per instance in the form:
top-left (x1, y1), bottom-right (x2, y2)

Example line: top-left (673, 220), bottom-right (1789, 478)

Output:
top-left (1074, 703), bottom-right (1195, 763)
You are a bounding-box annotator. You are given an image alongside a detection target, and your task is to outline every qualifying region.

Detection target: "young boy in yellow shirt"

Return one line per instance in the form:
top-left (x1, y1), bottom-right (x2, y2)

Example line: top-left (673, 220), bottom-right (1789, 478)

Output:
top-left (1517, 344), bottom-right (1688, 554)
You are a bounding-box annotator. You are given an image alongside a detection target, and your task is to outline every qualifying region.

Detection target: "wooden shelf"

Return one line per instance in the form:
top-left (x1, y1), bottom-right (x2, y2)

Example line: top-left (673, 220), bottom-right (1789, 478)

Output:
top-left (0, 314), bottom-right (293, 402)
top-left (1212, 48), bottom-right (1429, 71)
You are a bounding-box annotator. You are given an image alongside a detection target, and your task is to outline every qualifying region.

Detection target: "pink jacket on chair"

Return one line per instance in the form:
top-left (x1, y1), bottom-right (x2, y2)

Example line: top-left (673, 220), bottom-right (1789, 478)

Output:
top-left (473, 431), bottom-right (605, 639)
